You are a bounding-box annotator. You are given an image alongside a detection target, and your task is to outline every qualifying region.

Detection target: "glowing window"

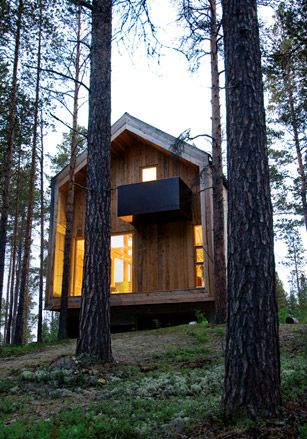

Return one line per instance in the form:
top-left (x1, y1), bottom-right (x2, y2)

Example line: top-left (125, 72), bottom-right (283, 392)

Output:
top-left (111, 233), bottom-right (133, 293)
top-left (142, 166), bottom-right (157, 182)
top-left (194, 225), bottom-right (205, 287)
top-left (55, 233), bottom-right (133, 297)
top-left (53, 225), bottom-right (65, 297)
top-left (52, 191), bottom-right (66, 297)
top-left (73, 238), bottom-right (84, 296)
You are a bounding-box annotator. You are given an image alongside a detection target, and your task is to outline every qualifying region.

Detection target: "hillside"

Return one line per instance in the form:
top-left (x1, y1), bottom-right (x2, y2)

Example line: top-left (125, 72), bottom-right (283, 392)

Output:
top-left (0, 324), bottom-right (306, 438)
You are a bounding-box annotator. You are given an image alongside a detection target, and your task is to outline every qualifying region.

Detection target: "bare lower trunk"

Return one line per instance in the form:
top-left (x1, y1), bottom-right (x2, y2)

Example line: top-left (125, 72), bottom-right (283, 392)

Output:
top-left (13, 2), bottom-right (43, 344)
top-left (5, 158), bottom-right (20, 344)
top-left (222, 0), bottom-right (281, 418)
top-left (3, 253), bottom-right (13, 341)
top-left (76, 0), bottom-right (113, 362)
top-left (37, 121), bottom-right (45, 343)
top-left (210, 0), bottom-right (227, 324)
top-left (0, 0), bottom-right (23, 320)
top-left (58, 8), bottom-right (82, 339)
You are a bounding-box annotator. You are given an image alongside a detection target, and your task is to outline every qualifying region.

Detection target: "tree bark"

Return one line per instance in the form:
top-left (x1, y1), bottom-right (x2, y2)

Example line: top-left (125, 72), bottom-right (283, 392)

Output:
top-left (209, 0), bottom-right (227, 324)
top-left (58, 7), bottom-right (82, 340)
top-left (76, 0), bottom-right (113, 362)
top-left (222, 0), bottom-right (281, 418)
top-left (0, 0), bottom-right (23, 323)
top-left (13, 1), bottom-right (43, 344)
top-left (5, 150), bottom-right (21, 345)
top-left (3, 252), bottom-right (13, 341)
top-left (37, 119), bottom-right (45, 343)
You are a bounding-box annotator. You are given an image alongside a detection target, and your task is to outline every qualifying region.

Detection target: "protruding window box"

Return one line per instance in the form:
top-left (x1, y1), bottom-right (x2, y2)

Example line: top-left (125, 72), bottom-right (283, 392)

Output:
top-left (118, 177), bottom-right (192, 225)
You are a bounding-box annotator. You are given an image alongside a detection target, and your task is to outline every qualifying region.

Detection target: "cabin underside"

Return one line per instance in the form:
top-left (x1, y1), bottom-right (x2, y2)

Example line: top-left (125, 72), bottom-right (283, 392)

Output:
top-left (50, 292), bottom-right (215, 337)
top-left (47, 288), bottom-right (214, 335)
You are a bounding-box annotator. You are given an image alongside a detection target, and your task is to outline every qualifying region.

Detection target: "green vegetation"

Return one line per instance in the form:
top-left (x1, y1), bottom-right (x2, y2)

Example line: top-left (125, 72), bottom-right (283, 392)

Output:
top-left (0, 324), bottom-right (306, 438)
top-left (0, 339), bottom-right (71, 358)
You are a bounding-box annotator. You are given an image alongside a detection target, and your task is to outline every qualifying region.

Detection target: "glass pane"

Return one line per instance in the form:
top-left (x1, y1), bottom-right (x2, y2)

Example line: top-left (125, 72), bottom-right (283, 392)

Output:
top-left (111, 233), bottom-right (132, 293)
top-left (196, 247), bottom-right (204, 262)
top-left (61, 233), bottom-right (133, 297)
top-left (142, 166), bottom-right (157, 182)
top-left (53, 231), bottom-right (65, 297)
top-left (111, 235), bottom-right (124, 248)
top-left (194, 225), bottom-right (203, 246)
top-left (195, 264), bottom-right (204, 287)
top-left (73, 239), bottom-right (84, 296)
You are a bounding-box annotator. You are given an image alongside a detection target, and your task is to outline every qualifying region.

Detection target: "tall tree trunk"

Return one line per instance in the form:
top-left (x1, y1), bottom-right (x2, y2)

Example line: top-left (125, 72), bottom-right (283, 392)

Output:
top-left (0, 0), bottom-right (23, 322)
top-left (222, 0), bottom-right (281, 418)
top-left (5, 155), bottom-right (21, 344)
top-left (210, 0), bottom-right (227, 324)
top-left (3, 252), bottom-right (13, 342)
top-left (76, 0), bottom-right (113, 362)
top-left (12, 211), bottom-right (24, 339)
top-left (13, 1), bottom-right (43, 344)
top-left (37, 120), bottom-right (45, 343)
top-left (291, 239), bottom-right (301, 296)
top-left (284, 76), bottom-right (307, 230)
top-left (58, 7), bottom-right (82, 339)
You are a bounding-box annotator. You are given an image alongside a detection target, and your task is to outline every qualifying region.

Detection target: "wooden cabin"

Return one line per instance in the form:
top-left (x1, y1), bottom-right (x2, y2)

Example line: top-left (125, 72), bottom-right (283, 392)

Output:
top-left (46, 113), bottom-right (223, 334)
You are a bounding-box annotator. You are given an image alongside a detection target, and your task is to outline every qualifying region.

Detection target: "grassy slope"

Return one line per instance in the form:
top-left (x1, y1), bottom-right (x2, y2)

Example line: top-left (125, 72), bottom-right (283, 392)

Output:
top-left (0, 324), bottom-right (306, 439)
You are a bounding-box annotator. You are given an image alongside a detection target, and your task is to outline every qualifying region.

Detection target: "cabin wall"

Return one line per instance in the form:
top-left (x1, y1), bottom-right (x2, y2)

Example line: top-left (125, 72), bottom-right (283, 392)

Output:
top-left (112, 138), bottom-right (201, 293)
top-left (110, 134), bottom-right (201, 233)
top-left (48, 133), bottom-right (206, 302)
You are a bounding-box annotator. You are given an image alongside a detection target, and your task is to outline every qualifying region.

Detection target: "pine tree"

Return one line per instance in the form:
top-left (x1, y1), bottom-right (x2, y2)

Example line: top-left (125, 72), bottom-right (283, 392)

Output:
top-left (177, 0), bottom-right (227, 322)
top-left (75, 0), bottom-right (113, 362)
top-left (58, 6), bottom-right (88, 339)
top-left (222, 0), bottom-right (281, 418)
top-left (264, 0), bottom-right (307, 230)
top-left (0, 0), bottom-right (23, 324)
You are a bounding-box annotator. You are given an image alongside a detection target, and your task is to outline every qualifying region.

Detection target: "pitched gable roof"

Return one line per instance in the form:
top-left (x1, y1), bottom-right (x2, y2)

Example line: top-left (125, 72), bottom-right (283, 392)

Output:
top-left (52, 113), bottom-right (209, 186)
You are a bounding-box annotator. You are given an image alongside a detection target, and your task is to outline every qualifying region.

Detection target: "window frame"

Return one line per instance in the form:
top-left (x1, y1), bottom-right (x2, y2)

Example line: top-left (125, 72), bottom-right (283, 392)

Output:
top-left (194, 225), bottom-right (205, 288)
top-left (140, 165), bottom-right (158, 182)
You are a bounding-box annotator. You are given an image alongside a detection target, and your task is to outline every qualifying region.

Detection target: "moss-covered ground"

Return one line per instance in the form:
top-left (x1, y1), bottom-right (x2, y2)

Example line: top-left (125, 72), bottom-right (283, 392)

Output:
top-left (0, 324), bottom-right (306, 438)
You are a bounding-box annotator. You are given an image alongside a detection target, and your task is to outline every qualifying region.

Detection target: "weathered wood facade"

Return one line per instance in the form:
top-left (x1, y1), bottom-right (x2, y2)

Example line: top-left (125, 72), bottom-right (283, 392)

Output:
top-left (46, 114), bottom-right (220, 330)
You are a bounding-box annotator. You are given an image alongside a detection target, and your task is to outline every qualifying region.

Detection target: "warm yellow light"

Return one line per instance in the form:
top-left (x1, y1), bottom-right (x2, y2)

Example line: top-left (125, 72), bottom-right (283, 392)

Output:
top-left (142, 166), bottom-right (157, 182)
top-left (119, 215), bottom-right (133, 223)
top-left (111, 233), bottom-right (132, 293)
top-left (194, 225), bottom-right (205, 288)
top-left (73, 238), bottom-right (84, 296)
top-left (194, 225), bottom-right (203, 246)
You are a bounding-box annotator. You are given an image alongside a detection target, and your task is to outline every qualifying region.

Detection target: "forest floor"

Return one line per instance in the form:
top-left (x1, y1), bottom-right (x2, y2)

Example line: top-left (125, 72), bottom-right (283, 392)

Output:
top-left (0, 324), bottom-right (306, 438)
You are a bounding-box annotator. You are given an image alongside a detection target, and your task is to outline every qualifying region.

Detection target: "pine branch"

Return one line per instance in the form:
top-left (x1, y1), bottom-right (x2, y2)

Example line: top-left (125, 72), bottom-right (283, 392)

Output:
top-left (51, 113), bottom-right (88, 138)
top-left (41, 68), bottom-right (90, 91)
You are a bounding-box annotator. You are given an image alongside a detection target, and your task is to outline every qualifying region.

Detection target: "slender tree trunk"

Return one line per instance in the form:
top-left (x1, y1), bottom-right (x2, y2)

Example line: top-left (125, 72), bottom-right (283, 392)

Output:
top-left (12, 211), bottom-right (24, 339)
top-left (291, 240), bottom-right (300, 296)
top-left (5, 151), bottom-right (21, 344)
top-left (209, 0), bottom-right (227, 324)
top-left (0, 0), bottom-right (23, 322)
top-left (37, 121), bottom-right (45, 343)
top-left (76, 0), bottom-right (113, 362)
top-left (3, 252), bottom-right (13, 342)
top-left (285, 76), bottom-right (307, 230)
top-left (13, 2), bottom-right (43, 344)
top-left (58, 7), bottom-right (82, 339)
top-left (222, 0), bottom-right (281, 418)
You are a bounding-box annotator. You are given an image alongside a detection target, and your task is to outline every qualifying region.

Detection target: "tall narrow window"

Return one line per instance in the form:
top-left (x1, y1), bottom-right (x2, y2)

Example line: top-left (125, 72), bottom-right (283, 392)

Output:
top-left (72, 237), bottom-right (84, 296)
top-left (111, 233), bottom-right (133, 293)
top-left (53, 191), bottom-right (66, 297)
top-left (194, 225), bottom-right (205, 287)
top-left (142, 166), bottom-right (157, 182)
